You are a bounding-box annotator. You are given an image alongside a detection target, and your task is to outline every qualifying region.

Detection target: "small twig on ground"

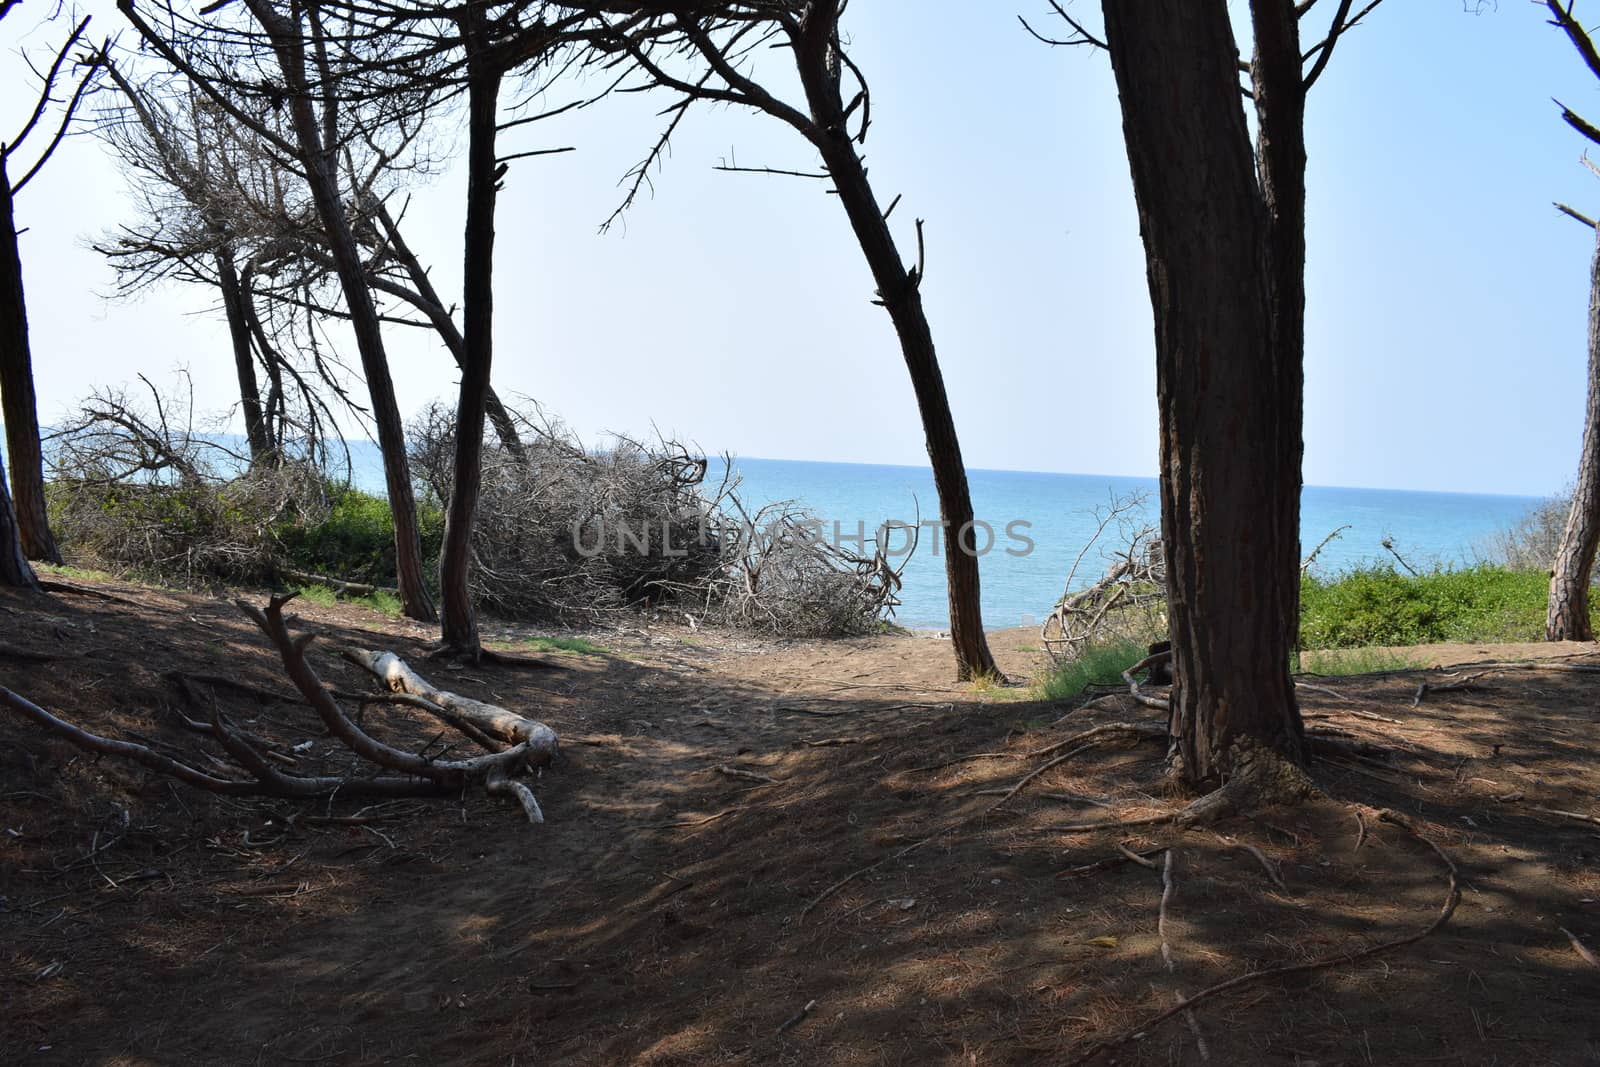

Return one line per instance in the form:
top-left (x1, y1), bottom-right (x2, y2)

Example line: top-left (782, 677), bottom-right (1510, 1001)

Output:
top-left (714, 764), bottom-right (780, 784)
top-left (1117, 842), bottom-right (1161, 869)
top-left (1353, 809), bottom-right (1368, 850)
top-left (1227, 837), bottom-right (1288, 893)
top-left (909, 750), bottom-right (1018, 773)
top-left (1527, 805), bottom-right (1600, 827)
top-left (664, 808), bottom-right (743, 828)
top-left (777, 998), bottom-right (818, 1035)
top-left (1560, 926), bottom-right (1600, 969)
top-left (800, 831), bottom-right (941, 919)
top-left (1057, 845), bottom-right (1165, 878)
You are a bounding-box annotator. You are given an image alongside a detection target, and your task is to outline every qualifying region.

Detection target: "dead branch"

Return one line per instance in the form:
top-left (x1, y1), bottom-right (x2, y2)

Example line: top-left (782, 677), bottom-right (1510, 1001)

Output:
top-left (1121, 650), bottom-right (1173, 711)
top-left (1300, 524), bottom-right (1351, 571)
top-left (340, 647), bottom-right (559, 760)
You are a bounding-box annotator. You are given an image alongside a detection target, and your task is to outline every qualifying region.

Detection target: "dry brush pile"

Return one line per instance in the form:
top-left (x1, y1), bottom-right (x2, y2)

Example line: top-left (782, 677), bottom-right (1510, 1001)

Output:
top-left (43, 389), bottom-right (904, 637)
top-left (407, 404), bottom-right (906, 636)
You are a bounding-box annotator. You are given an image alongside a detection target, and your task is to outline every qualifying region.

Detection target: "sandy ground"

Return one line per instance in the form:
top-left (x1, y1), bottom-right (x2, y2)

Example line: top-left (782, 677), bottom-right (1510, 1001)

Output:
top-left (3, 578), bottom-right (1600, 1065)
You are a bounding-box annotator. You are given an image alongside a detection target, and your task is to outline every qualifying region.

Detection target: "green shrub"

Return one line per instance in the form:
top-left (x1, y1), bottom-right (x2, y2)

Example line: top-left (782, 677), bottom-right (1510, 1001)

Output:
top-left (275, 485), bottom-right (443, 587)
top-left (48, 470), bottom-right (312, 583)
top-left (1037, 636), bottom-right (1146, 701)
top-left (1298, 564), bottom-right (1556, 648)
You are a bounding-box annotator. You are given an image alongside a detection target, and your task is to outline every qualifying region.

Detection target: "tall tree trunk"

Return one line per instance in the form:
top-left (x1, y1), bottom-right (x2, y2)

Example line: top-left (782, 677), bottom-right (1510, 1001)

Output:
top-left (0, 159), bottom-right (61, 564)
top-left (437, 20), bottom-right (498, 659)
top-left (793, 55), bottom-right (997, 681)
top-left (217, 250), bottom-right (274, 463)
top-left (247, 0), bottom-right (436, 622)
top-left (1249, 0), bottom-right (1309, 658)
top-left (1548, 223), bottom-right (1600, 641)
top-left (0, 448), bottom-right (36, 588)
top-left (1102, 0), bottom-right (1305, 785)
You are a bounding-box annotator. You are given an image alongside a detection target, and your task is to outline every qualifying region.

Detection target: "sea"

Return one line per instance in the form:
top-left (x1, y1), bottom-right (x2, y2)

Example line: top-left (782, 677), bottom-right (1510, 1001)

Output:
top-left (332, 444), bottom-right (1541, 632)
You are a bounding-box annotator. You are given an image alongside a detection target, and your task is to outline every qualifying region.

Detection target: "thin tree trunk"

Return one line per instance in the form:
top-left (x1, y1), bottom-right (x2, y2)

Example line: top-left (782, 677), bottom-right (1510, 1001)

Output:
top-left (217, 250), bottom-right (274, 463)
top-left (1548, 223), bottom-right (1600, 641)
top-left (0, 159), bottom-right (61, 565)
top-left (369, 201), bottom-right (525, 461)
top-left (1102, 0), bottom-right (1305, 785)
top-left (246, 0), bottom-right (435, 622)
top-left (437, 20), bottom-right (499, 658)
top-left (794, 57), bottom-right (997, 681)
top-left (0, 448), bottom-right (37, 587)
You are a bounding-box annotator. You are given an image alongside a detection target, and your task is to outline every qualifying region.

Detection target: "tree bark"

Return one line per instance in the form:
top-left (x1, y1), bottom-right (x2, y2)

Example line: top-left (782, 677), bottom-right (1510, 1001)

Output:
top-left (245, 0), bottom-right (436, 622)
top-left (792, 39), bottom-right (997, 681)
top-left (0, 158), bottom-right (61, 564)
top-left (1249, 0), bottom-right (1310, 657)
top-left (437, 16), bottom-right (499, 658)
top-left (0, 449), bottom-right (37, 588)
top-left (1101, 0), bottom-right (1305, 785)
top-left (1548, 223), bottom-right (1600, 641)
top-left (216, 249), bottom-right (274, 464)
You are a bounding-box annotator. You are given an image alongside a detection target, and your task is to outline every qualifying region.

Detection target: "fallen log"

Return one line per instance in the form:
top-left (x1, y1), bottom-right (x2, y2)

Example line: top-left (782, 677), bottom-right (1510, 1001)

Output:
top-left (341, 649), bottom-right (560, 765)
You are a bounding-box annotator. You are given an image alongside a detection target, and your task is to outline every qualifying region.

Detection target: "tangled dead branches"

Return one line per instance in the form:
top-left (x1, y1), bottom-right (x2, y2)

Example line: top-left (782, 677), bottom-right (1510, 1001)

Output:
top-left (0, 594), bottom-right (558, 823)
top-left (1042, 492), bottom-right (1165, 660)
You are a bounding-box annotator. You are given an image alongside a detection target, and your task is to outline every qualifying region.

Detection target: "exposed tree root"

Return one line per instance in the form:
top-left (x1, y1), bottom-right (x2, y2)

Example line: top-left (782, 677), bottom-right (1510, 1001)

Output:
top-left (1066, 809), bottom-right (1461, 1065)
top-left (1157, 848), bottom-right (1211, 1062)
top-left (1170, 739), bottom-right (1320, 828)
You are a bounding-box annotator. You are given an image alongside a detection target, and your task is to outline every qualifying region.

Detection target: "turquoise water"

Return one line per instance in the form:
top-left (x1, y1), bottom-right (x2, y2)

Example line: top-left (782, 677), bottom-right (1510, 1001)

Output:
top-left (714, 457), bottom-right (1540, 631)
top-left (293, 442), bottom-right (1547, 631)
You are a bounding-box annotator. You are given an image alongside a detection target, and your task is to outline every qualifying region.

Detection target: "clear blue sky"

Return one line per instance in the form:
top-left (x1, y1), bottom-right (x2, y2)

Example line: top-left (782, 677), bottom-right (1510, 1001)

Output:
top-left (3, 0), bottom-right (1595, 496)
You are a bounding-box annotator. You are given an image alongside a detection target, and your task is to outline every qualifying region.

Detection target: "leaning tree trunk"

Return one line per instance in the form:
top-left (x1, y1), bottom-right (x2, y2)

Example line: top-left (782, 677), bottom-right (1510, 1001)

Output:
top-left (437, 20), bottom-right (499, 659)
top-left (0, 160), bottom-right (61, 565)
top-left (0, 449), bottom-right (37, 587)
top-left (217, 250), bottom-right (274, 464)
top-left (1102, 0), bottom-right (1306, 786)
top-left (1548, 223), bottom-right (1600, 641)
top-left (796, 79), bottom-right (997, 681)
top-left (369, 200), bottom-right (526, 462)
top-left (247, 0), bottom-right (435, 622)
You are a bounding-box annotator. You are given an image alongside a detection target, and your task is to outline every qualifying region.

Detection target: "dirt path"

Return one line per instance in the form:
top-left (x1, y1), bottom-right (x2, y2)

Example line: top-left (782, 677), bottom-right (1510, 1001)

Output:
top-left (3, 583), bottom-right (1600, 1064)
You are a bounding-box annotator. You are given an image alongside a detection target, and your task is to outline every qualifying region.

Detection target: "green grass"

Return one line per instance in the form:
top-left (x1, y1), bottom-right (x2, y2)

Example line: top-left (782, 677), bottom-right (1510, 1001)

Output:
top-left (294, 584), bottom-right (340, 607)
top-left (357, 590), bottom-right (403, 618)
top-left (1036, 636), bottom-right (1146, 701)
top-left (522, 635), bottom-right (610, 656)
top-left (1299, 564), bottom-right (1562, 648)
top-left (1296, 646), bottom-right (1416, 676)
top-left (276, 485), bottom-right (444, 588)
top-left (37, 562), bottom-right (116, 583)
